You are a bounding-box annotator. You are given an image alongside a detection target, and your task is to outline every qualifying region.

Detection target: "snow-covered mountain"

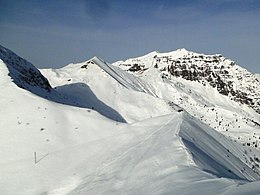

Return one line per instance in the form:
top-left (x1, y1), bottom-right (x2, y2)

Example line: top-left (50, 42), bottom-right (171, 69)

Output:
top-left (1, 45), bottom-right (260, 195)
top-left (113, 50), bottom-right (260, 152)
top-left (113, 49), bottom-right (260, 114)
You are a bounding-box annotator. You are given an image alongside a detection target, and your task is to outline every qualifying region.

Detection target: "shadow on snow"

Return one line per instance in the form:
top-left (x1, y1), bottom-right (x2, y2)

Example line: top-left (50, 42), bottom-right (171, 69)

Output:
top-left (50, 82), bottom-right (126, 123)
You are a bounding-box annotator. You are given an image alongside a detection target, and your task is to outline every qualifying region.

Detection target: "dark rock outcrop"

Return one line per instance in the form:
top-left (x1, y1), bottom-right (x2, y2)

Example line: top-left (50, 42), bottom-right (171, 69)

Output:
top-left (0, 45), bottom-right (52, 93)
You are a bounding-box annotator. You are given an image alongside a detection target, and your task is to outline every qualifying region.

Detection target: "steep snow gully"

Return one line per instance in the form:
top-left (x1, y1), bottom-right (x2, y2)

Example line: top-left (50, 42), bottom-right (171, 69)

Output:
top-left (1, 44), bottom-right (260, 194)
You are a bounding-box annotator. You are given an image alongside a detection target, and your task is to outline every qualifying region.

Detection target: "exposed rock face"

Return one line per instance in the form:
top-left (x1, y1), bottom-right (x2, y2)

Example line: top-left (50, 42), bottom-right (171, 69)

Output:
top-left (114, 50), bottom-right (260, 114)
top-left (0, 45), bottom-right (52, 92)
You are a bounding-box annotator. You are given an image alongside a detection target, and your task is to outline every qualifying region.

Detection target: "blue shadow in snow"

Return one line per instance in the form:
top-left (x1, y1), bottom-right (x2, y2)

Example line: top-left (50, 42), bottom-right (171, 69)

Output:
top-left (181, 138), bottom-right (247, 181)
top-left (51, 82), bottom-right (126, 123)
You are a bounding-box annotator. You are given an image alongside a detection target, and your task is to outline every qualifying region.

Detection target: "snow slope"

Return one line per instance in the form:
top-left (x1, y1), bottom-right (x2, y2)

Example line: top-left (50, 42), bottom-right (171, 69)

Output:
top-left (67, 113), bottom-right (260, 195)
top-left (1, 81), bottom-right (260, 194)
top-left (41, 57), bottom-right (171, 123)
top-left (1, 45), bottom-right (260, 194)
top-left (0, 59), bottom-right (129, 194)
top-left (1, 75), bottom-right (259, 194)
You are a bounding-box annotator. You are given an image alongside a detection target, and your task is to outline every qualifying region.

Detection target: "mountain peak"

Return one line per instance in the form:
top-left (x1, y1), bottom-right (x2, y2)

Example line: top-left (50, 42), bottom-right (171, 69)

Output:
top-left (177, 48), bottom-right (189, 52)
top-left (149, 48), bottom-right (191, 58)
top-left (90, 56), bottom-right (105, 63)
top-left (113, 49), bottom-right (260, 114)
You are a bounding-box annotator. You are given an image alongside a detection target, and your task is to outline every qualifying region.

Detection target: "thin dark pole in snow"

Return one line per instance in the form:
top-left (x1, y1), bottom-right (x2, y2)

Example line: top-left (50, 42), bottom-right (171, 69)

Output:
top-left (34, 152), bottom-right (49, 164)
top-left (34, 152), bottom-right (37, 164)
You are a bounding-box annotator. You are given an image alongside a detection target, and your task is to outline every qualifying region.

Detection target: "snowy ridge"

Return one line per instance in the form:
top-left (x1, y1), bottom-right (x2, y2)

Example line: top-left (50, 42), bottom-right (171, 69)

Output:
top-left (41, 56), bottom-right (171, 123)
top-left (91, 56), bottom-right (157, 96)
top-left (1, 46), bottom-right (260, 194)
top-left (179, 112), bottom-right (260, 181)
top-left (113, 48), bottom-right (190, 70)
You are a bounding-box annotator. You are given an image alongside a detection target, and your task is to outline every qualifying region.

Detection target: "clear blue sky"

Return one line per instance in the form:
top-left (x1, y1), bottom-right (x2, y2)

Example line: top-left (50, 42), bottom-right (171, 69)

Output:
top-left (0, 0), bottom-right (259, 73)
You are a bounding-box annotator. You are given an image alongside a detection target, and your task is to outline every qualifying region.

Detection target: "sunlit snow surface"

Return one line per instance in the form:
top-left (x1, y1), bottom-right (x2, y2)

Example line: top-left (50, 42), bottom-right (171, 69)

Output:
top-left (1, 46), bottom-right (260, 194)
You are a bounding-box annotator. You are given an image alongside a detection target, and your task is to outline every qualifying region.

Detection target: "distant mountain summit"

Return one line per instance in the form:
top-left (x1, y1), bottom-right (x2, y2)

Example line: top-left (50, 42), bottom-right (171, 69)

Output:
top-left (0, 45), bottom-right (52, 93)
top-left (113, 49), bottom-right (260, 114)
